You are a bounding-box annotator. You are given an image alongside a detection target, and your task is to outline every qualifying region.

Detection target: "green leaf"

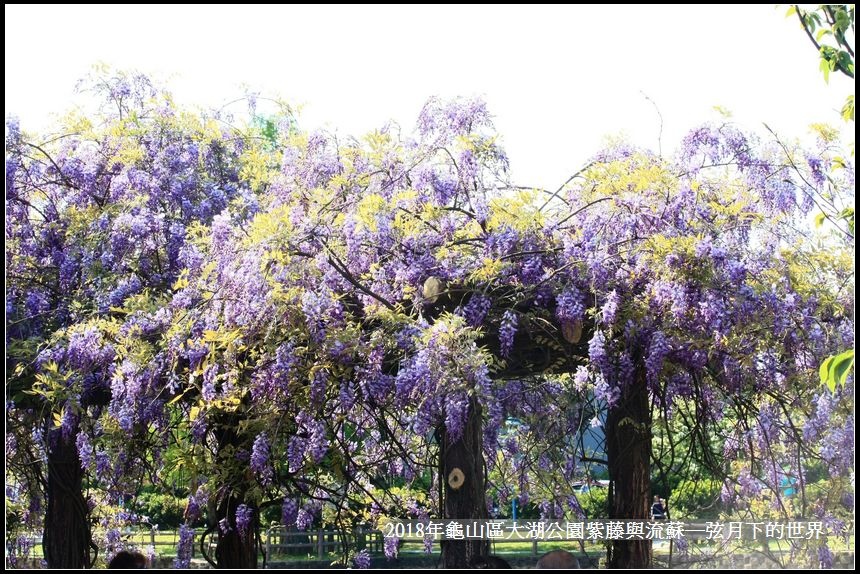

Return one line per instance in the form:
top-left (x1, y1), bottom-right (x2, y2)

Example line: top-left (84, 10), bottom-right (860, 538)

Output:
top-left (168, 389), bottom-right (190, 405)
top-left (842, 95), bottom-right (855, 122)
top-left (829, 350), bottom-right (854, 389)
top-left (821, 350), bottom-right (855, 393)
top-left (837, 51), bottom-right (853, 72)
top-left (712, 105), bottom-right (733, 118)
top-left (820, 356), bottom-right (834, 387)
top-left (814, 212), bottom-right (827, 227)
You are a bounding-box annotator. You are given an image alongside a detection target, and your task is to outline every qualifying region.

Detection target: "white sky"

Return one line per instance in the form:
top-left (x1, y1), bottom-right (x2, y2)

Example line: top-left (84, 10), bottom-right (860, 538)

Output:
top-left (5, 4), bottom-right (852, 190)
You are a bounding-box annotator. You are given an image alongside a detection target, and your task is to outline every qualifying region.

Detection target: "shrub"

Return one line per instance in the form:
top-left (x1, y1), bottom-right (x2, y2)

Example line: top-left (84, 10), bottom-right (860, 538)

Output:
top-left (578, 488), bottom-right (609, 519)
top-left (132, 492), bottom-right (186, 528)
top-left (669, 479), bottom-right (722, 519)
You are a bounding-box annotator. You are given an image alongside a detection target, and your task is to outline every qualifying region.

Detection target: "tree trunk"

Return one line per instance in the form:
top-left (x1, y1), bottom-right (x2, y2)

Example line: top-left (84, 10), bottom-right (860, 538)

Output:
top-left (605, 362), bottom-right (652, 568)
top-left (212, 413), bottom-right (257, 569)
top-left (440, 397), bottom-right (489, 568)
top-left (215, 497), bottom-right (257, 569)
top-left (43, 428), bottom-right (93, 569)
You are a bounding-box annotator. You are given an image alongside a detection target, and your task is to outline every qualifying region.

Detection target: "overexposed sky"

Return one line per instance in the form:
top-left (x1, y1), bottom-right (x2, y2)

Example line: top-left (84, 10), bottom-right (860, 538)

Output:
top-left (5, 5), bottom-right (852, 190)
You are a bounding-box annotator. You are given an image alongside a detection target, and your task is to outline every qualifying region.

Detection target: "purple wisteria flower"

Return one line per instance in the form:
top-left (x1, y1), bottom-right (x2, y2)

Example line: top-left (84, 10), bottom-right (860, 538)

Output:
top-left (499, 310), bottom-right (518, 358)
top-left (282, 498), bottom-right (298, 527)
top-left (235, 504), bottom-right (254, 537)
top-left (601, 290), bottom-right (619, 326)
top-left (646, 331), bottom-right (670, 387)
top-left (296, 508), bottom-right (314, 531)
top-left (173, 524), bottom-right (194, 569)
top-left (461, 293), bottom-right (492, 327)
top-left (353, 549), bottom-right (372, 569)
top-left (383, 536), bottom-right (400, 560)
top-left (250, 433), bottom-right (272, 485)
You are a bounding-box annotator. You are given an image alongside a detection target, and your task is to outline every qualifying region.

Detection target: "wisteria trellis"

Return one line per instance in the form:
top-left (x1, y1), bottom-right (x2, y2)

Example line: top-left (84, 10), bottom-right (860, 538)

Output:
top-left (6, 73), bottom-right (853, 568)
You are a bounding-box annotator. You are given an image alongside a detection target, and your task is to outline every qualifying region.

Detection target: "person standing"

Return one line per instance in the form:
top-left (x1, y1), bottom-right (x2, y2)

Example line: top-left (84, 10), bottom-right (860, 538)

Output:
top-left (650, 495), bottom-right (666, 520)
